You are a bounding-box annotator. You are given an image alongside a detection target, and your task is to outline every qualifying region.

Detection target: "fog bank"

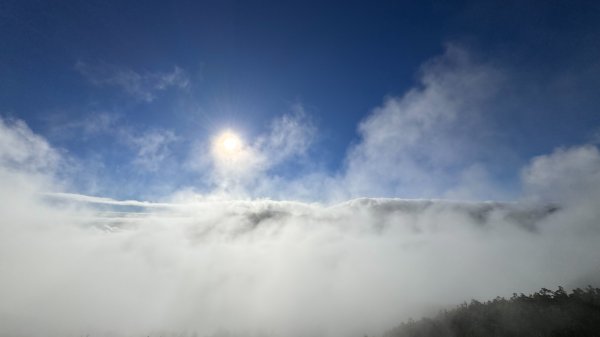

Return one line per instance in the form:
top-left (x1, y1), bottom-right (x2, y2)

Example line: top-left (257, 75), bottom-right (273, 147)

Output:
top-left (1, 188), bottom-right (599, 336)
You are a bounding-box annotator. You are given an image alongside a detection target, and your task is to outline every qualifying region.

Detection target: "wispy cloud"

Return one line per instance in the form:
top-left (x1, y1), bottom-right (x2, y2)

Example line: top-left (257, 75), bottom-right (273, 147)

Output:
top-left (188, 106), bottom-right (316, 196)
top-left (254, 104), bottom-right (316, 166)
top-left (522, 144), bottom-right (600, 205)
top-left (0, 117), bottom-right (60, 172)
top-left (45, 192), bottom-right (175, 208)
top-left (53, 111), bottom-right (178, 173)
top-left (75, 61), bottom-right (190, 102)
top-left (121, 128), bottom-right (178, 171)
top-left (341, 45), bottom-right (505, 200)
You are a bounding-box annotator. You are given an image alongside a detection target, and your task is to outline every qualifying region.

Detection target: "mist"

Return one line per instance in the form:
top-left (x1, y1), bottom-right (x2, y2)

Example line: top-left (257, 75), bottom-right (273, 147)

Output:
top-left (2, 175), bottom-right (600, 336)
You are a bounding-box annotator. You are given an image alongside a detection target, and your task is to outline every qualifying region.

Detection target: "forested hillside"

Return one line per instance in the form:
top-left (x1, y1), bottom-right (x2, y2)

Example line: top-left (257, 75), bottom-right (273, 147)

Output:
top-left (384, 287), bottom-right (600, 337)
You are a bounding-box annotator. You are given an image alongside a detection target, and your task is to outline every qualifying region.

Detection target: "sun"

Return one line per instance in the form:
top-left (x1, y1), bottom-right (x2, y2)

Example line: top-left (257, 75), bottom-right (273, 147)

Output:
top-left (222, 133), bottom-right (241, 152)
top-left (213, 130), bottom-right (243, 159)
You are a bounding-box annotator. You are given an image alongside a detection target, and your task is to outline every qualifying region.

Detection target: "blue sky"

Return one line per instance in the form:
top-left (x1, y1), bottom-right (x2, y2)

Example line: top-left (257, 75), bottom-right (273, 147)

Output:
top-left (2, 0), bottom-right (600, 201)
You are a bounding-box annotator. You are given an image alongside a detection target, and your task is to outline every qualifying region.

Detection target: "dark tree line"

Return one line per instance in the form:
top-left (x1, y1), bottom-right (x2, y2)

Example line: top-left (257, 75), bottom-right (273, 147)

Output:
top-left (383, 286), bottom-right (600, 337)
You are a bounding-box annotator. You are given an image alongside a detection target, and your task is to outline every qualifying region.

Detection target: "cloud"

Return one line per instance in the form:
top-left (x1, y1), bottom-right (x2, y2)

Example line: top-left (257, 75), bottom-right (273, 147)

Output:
top-left (341, 45), bottom-right (505, 200)
top-left (46, 112), bottom-right (122, 141)
top-left (254, 104), bottom-right (316, 167)
top-left (75, 61), bottom-right (189, 102)
top-left (46, 192), bottom-right (175, 208)
top-left (0, 117), bottom-right (60, 172)
top-left (121, 128), bottom-right (178, 171)
top-left (189, 107), bottom-right (316, 197)
top-left (2, 182), bottom-right (600, 337)
top-left (53, 111), bottom-right (178, 173)
top-left (522, 144), bottom-right (600, 205)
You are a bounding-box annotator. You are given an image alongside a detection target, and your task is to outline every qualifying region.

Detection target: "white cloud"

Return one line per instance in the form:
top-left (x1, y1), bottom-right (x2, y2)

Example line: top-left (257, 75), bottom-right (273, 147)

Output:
top-left (51, 111), bottom-right (178, 173)
top-left (2, 187), bottom-right (600, 337)
top-left (522, 144), bottom-right (600, 204)
top-left (46, 192), bottom-right (174, 208)
top-left (341, 45), bottom-right (505, 200)
top-left (75, 61), bottom-right (189, 102)
top-left (254, 105), bottom-right (316, 166)
top-left (0, 117), bottom-right (60, 172)
top-left (47, 112), bottom-right (121, 141)
top-left (121, 128), bottom-right (178, 171)
top-left (189, 107), bottom-right (316, 197)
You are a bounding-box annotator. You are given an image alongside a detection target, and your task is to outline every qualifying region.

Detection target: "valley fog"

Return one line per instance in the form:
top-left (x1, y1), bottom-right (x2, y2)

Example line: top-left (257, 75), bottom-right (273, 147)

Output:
top-left (2, 188), bottom-right (599, 337)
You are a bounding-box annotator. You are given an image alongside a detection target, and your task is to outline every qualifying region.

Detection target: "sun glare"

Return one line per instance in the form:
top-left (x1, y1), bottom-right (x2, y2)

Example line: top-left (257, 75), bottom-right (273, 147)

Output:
top-left (214, 130), bottom-right (243, 158)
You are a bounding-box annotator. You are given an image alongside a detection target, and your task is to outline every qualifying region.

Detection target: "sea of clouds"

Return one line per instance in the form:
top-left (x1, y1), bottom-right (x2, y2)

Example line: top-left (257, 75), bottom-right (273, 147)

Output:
top-left (1, 45), bottom-right (600, 337)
